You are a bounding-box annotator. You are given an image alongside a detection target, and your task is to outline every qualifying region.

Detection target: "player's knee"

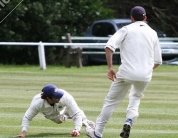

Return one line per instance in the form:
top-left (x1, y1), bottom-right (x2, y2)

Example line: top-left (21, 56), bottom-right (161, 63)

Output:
top-left (129, 93), bottom-right (144, 99)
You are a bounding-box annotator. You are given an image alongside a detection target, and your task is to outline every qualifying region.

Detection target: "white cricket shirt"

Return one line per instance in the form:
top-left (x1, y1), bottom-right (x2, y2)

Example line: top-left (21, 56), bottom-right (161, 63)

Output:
top-left (105, 21), bottom-right (162, 81)
top-left (21, 89), bottom-right (83, 132)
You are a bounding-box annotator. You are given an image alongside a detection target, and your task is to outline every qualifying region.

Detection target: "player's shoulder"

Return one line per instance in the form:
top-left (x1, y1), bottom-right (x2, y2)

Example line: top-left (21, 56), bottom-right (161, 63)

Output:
top-left (146, 24), bottom-right (158, 36)
top-left (33, 93), bottom-right (41, 99)
top-left (58, 88), bottom-right (67, 93)
top-left (32, 93), bottom-right (44, 104)
top-left (59, 89), bottom-right (75, 102)
top-left (58, 89), bottom-right (72, 97)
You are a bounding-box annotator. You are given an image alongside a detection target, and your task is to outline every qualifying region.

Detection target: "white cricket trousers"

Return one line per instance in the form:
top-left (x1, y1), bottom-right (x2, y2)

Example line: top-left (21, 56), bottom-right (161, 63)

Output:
top-left (95, 77), bottom-right (149, 137)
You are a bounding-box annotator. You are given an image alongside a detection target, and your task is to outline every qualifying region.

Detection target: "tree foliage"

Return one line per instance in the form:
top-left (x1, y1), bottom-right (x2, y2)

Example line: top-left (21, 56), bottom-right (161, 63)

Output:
top-left (105, 0), bottom-right (178, 37)
top-left (0, 0), bottom-right (114, 42)
top-left (0, 0), bottom-right (114, 64)
top-left (0, 0), bottom-right (177, 64)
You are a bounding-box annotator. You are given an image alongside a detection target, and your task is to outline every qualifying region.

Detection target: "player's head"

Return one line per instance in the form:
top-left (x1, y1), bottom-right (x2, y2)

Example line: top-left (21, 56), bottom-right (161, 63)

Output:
top-left (130, 6), bottom-right (146, 21)
top-left (41, 84), bottom-right (64, 100)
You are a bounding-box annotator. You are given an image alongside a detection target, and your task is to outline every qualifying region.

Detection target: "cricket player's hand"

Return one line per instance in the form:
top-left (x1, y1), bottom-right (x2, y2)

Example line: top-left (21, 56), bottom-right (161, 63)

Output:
top-left (14, 131), bottom-right (26, 138)
top-left (70, 129), bottom-right (80, 137)
top-left (108, 68), bottom-right (116, 81)
top-left (13, 134), bottom-right (25, 138)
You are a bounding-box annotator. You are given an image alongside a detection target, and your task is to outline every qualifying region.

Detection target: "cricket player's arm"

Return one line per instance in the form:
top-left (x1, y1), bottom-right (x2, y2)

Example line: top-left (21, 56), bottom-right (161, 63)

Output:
top-left (64, 95), bottom-right (83, 134)
top-left (14, 107), bottom-right (39, 138)
top-left (153, 36), bottom-right (162, 70)
top-left (105, 47), bottom-right (114, 69)
top-left (153, 64), bottom-right (160, 70)
top-left (16, 99), bottom-right (39, 137)
top-left (14, 131), bottom-right (26, 138)
top-left (105, 47), bottom-right (116, 81)
top-left (104, 27), bottom-right (127, 81)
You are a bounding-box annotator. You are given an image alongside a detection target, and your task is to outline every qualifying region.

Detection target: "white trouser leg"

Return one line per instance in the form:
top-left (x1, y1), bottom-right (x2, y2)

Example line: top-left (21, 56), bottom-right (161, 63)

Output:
top-left (95, 78), bottom-right (132, 137)
top-left (126, 81), bottom-right (149, 122)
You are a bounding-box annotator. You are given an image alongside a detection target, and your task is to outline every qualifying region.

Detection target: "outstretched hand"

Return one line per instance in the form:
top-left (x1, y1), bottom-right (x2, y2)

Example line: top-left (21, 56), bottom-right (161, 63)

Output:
top-left (13, 131), bottom-right (26, 138)
top-left (107, 68), bottom-right (116, 81)
top-left (70, 129), bottom-right (80, 137)
top-left (13, 134), bottom-right (25, 138)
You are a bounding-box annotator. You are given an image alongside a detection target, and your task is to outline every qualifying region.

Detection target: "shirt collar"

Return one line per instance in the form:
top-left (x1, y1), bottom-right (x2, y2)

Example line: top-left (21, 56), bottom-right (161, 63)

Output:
top-left (44, 99), bottom-right (53, 108)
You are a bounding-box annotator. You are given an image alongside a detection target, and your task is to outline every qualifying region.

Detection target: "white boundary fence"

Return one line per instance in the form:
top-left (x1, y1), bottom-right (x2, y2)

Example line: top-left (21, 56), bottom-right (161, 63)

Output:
top-left (0, 37), bottom-right (178, 70)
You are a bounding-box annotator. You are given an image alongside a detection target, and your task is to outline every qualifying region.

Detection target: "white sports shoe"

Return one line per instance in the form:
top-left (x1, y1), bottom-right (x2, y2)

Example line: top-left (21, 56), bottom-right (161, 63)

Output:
top-left (85, 126), bottom-right (101, 138)
top-left (87, 120), bottom-right (95, 129)
top-left (85, 126), bottom-right (95, 138)
top-left (83, 120), bottom-right (95, 129)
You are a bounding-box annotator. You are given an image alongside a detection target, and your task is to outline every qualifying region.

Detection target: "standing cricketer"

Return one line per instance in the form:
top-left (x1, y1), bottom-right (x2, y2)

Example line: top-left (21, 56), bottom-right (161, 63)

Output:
top-left (86, 5), bottom-right (162, 138)
top-left (15, 84), bottom-right (94, 138)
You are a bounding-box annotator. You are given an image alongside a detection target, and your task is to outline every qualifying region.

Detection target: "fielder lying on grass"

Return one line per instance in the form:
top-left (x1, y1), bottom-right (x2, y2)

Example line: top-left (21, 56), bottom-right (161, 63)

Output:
top-left (15, 84), bottom-right (95, 138)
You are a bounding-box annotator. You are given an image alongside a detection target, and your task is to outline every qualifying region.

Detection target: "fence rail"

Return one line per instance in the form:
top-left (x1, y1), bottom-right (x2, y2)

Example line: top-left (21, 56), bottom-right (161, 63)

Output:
top-left (0, 37), bottom-right (178, 70)
top-left (61, 36), bottom-right (178, 41)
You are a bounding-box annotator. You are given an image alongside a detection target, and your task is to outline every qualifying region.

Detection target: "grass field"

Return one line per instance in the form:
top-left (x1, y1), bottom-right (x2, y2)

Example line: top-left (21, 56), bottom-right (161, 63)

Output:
top-left (0, 65), bottom-right (178, 138)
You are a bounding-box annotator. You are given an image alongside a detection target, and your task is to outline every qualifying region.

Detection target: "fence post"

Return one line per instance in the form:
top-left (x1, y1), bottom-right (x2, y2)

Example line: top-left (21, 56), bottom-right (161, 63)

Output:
top-left (65, 33), bottom-right (83, 68)
top-left (38, 41), bottom-right (46, 70)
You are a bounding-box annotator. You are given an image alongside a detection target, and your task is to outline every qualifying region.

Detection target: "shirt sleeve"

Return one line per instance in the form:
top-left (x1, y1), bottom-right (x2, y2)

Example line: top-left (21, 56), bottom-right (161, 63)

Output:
top-left (105, 27), bottom-right (128, 52)
top-left (21, 96), bottom-right (40, 132)
top-left (72, 111), bottom-right (83, 131)
top-left (61, 93), bottom-right (83, 131)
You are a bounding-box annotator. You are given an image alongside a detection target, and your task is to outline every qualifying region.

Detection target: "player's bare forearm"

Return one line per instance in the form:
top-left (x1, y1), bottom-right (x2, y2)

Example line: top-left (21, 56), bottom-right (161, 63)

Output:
top-left (153, 64), bottom-right (160, 70)
top-left (105, 47), bottom-right (113, 69)
top-left (105, 47), bottom-right (116, 81)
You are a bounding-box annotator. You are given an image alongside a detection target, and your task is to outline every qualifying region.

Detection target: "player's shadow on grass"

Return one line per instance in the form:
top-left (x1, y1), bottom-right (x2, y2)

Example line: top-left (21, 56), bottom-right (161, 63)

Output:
top-left (27, 132), bottom-right (70, 137)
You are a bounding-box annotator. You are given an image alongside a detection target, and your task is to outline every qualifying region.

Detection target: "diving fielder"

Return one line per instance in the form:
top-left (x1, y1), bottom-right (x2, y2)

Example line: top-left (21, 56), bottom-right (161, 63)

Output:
top-left (15, 84), bottom-right (94, 137)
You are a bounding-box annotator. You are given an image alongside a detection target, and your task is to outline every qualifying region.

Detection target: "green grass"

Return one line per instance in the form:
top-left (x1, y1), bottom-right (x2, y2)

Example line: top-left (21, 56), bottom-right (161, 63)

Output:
top-left (0, 64), bottom-right (178, 138)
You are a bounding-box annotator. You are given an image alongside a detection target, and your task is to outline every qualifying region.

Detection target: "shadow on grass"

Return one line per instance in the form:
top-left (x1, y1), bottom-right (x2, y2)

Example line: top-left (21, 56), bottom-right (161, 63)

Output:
top-left (26, 132), bottom-right (70, 137)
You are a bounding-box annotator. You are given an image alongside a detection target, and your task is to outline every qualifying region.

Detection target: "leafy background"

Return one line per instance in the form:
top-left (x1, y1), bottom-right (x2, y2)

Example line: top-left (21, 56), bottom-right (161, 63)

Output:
top-left (0, 0), bottom-right (177, 65)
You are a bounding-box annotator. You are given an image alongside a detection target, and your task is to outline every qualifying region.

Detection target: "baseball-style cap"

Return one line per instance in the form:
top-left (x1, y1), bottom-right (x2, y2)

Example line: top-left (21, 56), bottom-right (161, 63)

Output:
top-left (130, 6), bottom-right (146, 17)
top-left (42, 84), bottom-right (64, 99)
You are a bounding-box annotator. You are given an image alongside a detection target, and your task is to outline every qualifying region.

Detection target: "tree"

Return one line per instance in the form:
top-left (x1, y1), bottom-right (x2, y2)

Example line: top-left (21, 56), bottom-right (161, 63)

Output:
top-left (0, 0), bottom-right (114, 64)
top-left (105, 0), bottom-right (178, 37)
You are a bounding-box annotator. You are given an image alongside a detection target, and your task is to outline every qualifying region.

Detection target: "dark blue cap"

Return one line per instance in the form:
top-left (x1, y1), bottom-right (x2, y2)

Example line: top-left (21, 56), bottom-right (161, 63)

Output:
top-left (131, 6), bottom-right (146, 17)
top-left (42, 84), bottom-right (64, 99)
